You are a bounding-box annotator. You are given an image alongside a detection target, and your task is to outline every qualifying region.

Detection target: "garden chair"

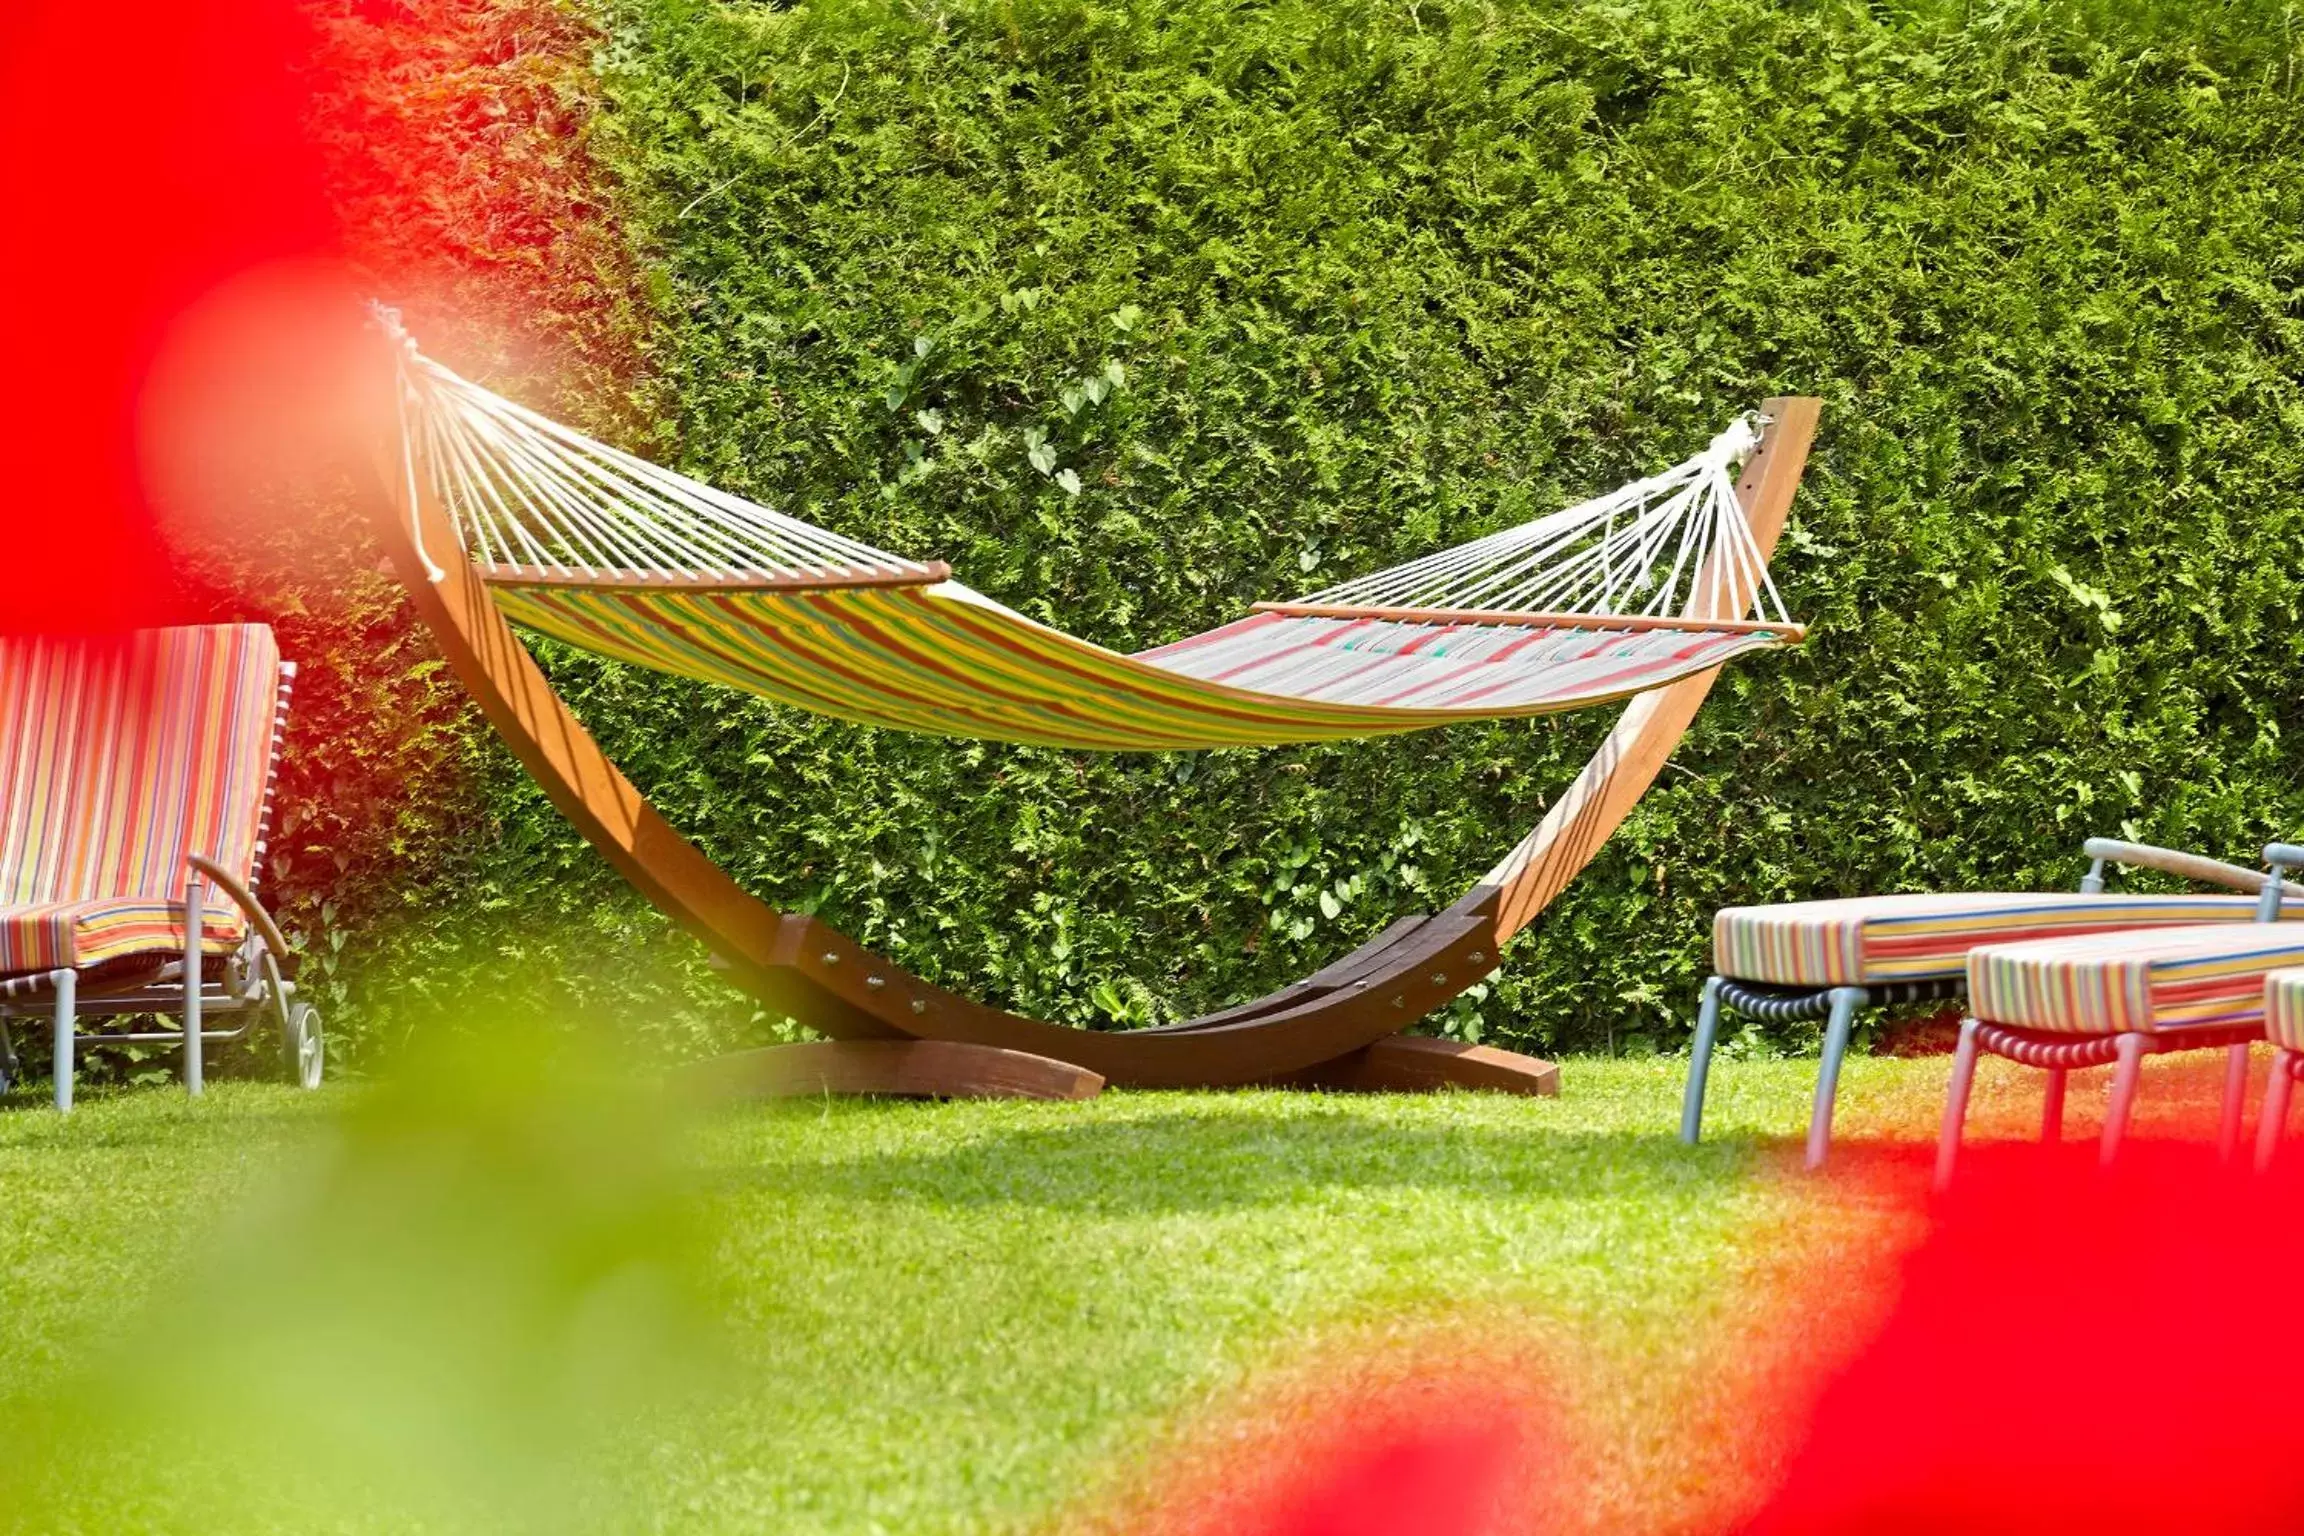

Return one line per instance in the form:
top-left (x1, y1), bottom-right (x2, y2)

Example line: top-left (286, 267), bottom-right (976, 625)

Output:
top-left (1682, 840), bottom-right (2304, 1167)
top-left (1934, 843), bottom-right (2304, 1188)
top-left (2252, 965), bottom-right (2304, 1171)
top-left (0, 624), bottom-right (320, 1110)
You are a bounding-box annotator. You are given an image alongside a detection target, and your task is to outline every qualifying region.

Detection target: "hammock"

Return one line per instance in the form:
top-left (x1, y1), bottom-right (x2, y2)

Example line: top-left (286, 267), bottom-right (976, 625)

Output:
top-left (383, 312), bottom-right (1802, 752)
top-left (364, 304), bottom-right (1825, 1097)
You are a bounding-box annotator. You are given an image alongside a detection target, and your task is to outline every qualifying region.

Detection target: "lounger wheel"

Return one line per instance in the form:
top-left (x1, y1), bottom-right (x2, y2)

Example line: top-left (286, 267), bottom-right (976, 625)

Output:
top-left (282, 1001), bottom-right (324, 1089)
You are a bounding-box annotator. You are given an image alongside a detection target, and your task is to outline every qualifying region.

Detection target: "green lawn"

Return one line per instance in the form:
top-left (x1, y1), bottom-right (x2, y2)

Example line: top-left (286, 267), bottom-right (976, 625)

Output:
top-left (0, 1049), bottom-right (2245, 1533)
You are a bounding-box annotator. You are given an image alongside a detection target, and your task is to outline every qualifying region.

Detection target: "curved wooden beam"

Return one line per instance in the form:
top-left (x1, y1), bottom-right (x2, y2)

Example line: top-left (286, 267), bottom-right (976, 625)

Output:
top-left (677, 1039), bottom-right (1104, 1102)
top-left (364, 347), bottom-right (1818, 1089)
top-left (1457, 396), bottom-right (1823, 946)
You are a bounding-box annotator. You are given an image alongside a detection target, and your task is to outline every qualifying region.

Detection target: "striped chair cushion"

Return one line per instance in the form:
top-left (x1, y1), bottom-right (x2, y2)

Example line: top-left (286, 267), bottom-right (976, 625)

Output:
top-left (1968, 925), bottom-right (2304, 1036)
top-left (1713, 892), bottom-right (2277, 988)
top-left (0, 626), bottom-right (283, 974)
top-left (2266, 969), bottom-right (2304, 1052)
top-left (0, 898), bottom-right (247, 974)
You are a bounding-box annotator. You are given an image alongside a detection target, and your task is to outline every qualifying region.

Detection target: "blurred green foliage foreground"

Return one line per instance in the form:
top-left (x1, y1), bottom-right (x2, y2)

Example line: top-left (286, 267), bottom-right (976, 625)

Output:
top-left (0, 1041), bottom-right (2255, 1534)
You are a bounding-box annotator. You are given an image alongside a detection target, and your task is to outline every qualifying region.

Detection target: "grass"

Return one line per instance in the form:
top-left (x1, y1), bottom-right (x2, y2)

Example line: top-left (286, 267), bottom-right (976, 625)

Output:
top-left (0, 1047), bottom-right (2256, 1532)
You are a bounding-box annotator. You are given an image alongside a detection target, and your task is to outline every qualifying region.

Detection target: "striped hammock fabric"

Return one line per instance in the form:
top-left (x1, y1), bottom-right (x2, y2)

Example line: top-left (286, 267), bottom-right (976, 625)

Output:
top-left (1968, 924), bottom-right (2304, 1036)
top-left (1712, 891), bottom-right (2296, 988)
top-left (497, 581), bottom-right (1785, 753)
top-left (385, 311), bottom-right (1805, 752)
top-left (0, 625), bottom-right (285, 973)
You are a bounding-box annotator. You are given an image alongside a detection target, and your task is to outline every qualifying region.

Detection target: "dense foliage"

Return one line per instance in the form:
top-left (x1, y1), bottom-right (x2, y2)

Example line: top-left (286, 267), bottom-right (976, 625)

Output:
top-left (310, 0), bottom-right (2304, 1062)
top-left (198, 0), bottom-right (659, 1043)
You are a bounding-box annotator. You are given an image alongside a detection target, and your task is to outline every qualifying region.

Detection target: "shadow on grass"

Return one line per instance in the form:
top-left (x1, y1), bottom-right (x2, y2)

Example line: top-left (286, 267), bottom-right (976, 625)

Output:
top-left (0, 1084), bottom-right (331, 1152)
top-left (706, 1100), bottom-right (1770, 1215)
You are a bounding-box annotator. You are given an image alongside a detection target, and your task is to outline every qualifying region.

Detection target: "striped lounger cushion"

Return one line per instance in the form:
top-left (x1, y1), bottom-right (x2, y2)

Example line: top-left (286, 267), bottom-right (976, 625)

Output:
top-left (2266, 969), bottom-right (2304, 1052)
top-left (0, 625), bottom-right (283, 974)
top-left (1713, 892), bottom-right (2279, 988)
top-left (1967, 925), bottom-right (2304, 1036)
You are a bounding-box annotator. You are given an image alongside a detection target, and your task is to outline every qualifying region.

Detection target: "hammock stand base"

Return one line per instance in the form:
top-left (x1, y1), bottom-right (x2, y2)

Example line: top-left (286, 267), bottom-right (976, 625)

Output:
top-left (671, 1032), bottom-right (1563, 1105)
top-left (366, 378), bottom-right (1819, 1098)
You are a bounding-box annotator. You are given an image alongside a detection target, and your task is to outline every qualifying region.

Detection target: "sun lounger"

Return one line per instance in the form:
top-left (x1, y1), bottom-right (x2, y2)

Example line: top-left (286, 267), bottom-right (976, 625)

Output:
top-left (1933, 845), bottom-right (2304, 1187)
top-left (0, 625), bottom-right (318, 1109)
top-left (1684, 840), bottom-right (2302, 1167)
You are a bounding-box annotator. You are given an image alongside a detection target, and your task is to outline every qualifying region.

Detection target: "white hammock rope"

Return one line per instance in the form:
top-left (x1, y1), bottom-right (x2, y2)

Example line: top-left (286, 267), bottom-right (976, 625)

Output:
top-left (381, 309), bottom-right (1790, 636)
top-left (374, 307), bottom-right (1804, 750)
top-left (378, 305), bottom-right (936, 587)
top-left (1286, 416), bottom-right (1790, 629)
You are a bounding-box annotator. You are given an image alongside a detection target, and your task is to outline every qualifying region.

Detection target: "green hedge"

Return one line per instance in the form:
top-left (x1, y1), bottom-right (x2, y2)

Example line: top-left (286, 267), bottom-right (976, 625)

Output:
top-left (317, 0), bottom-right (2304, 1062)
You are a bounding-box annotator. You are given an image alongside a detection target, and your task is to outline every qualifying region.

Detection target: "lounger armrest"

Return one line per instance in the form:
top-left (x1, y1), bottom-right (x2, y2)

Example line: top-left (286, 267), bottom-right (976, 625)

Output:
top-left (2079, 838), bottom-right (2288, 896)
top-left (185, 853), bottom-right (296, 971)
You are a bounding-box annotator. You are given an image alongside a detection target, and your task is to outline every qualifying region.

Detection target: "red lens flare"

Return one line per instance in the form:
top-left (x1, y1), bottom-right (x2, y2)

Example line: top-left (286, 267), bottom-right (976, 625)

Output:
top-left (0, 0), bottom-right (339, 634)
top-left (1744, 1143), bottom-right (2304, 1534)
top-left (1113, 1335), bottom-right (1566, 1536)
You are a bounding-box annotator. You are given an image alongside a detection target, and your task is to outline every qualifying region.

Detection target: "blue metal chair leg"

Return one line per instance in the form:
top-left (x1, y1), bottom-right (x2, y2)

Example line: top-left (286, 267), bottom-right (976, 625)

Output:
top-left (2100, 1033), bottom-right (2148, 1168)
top-left (2218, 1042), bottom-right (2251, 1165)
top-left (2257, 1051), bottom-right (2298, 1173)
top-left (183, 870), bottom-right (205, 1097)
top-left (1804, 985), bottom-right (1865, 1170)
top-left (1934, 1017), bottom-right (1983, 1193)
top-left (1680, 976), bottom-right (1725, 1145)
top-left (50, 968), bottom-right (75, 1114)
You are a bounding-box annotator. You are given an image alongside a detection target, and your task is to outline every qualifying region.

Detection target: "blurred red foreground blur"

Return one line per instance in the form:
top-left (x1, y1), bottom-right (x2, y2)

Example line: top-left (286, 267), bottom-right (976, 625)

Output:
top-left (1152, 1146), bottom-right (2304, 1535)
top-left (1744, 1145), bottom-right (2304, 1535)
top-left (0, 0), bottom-right (341, 634)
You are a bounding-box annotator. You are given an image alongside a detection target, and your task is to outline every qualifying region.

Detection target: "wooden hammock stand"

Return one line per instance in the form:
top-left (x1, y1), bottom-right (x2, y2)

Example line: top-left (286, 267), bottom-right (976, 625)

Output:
top-left (366, 392), bottom-right (1820, 1102)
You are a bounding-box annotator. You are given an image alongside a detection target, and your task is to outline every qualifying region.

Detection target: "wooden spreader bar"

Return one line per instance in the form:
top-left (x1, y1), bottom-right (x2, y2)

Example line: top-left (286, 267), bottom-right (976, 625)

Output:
top-left (1249, 601), bottom-right (1805, 641)
top-left (478, 560), bottom-right (952, 593)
